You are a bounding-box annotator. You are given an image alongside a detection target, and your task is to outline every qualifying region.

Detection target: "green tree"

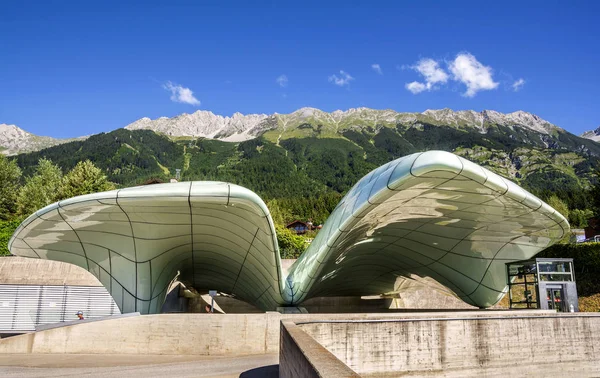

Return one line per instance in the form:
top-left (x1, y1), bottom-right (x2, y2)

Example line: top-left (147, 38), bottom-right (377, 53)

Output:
top-left (275, 224), bottom-right (306, 258)
top-left (592, 172), bottom-right (600, 217)
top-left (569, 209), bottom-right (595, 228)
top-left (0, 218), bottom-right (23, 256)
top-left (266, 199), bottom-right (292, 226)
top-left (547, 194), bottom-right (570, 220)
top-left (59, 160), bottom-right (115, 199)
top-left (0, 154), bottom-right (22, 220)
top-left (17, 158), bottom-right (63, 216)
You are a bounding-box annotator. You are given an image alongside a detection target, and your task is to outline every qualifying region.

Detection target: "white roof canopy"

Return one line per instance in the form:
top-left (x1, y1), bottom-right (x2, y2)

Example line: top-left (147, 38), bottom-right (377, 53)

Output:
top-left (9, 151), bottom-right (569, 313)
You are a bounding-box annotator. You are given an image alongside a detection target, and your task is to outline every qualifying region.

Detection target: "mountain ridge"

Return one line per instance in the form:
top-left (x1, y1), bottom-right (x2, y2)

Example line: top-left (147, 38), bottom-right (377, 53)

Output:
top-left (124, 107), bottom-right (564, 141)
top-left (2, 108), bottom-right (598, 156)
top-left (0, 123), bottom-right (87, 156)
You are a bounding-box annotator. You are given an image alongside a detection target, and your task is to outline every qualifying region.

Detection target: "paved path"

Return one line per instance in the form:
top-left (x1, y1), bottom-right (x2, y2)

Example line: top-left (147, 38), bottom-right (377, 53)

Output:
top-left (0, 353), bottom-right (279, 378)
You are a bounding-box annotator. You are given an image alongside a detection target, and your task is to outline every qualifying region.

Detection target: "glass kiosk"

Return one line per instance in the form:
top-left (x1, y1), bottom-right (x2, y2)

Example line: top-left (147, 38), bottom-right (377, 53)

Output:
top-left (506, 258), bottom-right (578, 312)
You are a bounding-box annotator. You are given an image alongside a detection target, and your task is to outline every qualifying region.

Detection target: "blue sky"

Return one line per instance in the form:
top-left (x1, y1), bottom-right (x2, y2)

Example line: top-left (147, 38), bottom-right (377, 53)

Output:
top-left (1, 0), bottom-right (598, 138)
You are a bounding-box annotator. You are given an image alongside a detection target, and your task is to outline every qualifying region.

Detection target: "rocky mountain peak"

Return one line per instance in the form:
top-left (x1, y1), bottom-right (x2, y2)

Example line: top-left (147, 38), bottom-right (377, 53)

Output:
top-left (1, 123), bottom-right (85, 156)
top-left (1, 123), bottom-right (29, 135)
top-left (125, 110), bottom-right (271, 142)
top-left (419, 109), bottom-right (559, 134)
top-left (123, 107), bottom-right (564, 142)
top-left (423, 108), bottom-right (453, 116)
top-left (581, 126), bottom-right (600, 142)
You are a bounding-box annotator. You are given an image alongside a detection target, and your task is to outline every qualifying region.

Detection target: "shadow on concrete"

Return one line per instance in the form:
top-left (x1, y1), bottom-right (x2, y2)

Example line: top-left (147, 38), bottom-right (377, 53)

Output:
top-left (239, 364), bottom-right (279, 377)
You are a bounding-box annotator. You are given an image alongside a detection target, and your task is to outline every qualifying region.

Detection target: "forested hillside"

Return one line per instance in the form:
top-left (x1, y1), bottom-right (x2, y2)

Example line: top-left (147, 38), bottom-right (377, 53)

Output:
top-left (13, 124), bottom-right (600, 215)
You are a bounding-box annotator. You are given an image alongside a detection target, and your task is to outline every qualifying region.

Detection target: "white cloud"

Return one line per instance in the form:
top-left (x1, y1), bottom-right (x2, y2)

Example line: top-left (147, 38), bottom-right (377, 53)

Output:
top-left (371, 64), bottom-right (383, 75)
top-left (404, 58), bottom-right (449, 94)
top-left (448, 53), bottom-right (498, 97)
top-left (163, 81), bottom-right (200, 106)
top-left (512, 78), bottom-right (525, 91)
top-left (405, 81), bottom-right (427, 94)
top-left (414, 58), bottom-right (449, 86)
top-left (328, 70), bottom-right (354, 87)
top-left (276, 74), bottom-right (288, 88)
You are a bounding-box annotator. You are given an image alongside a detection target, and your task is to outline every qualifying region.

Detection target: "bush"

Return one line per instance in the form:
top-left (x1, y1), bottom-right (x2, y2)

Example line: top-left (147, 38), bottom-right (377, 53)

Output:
top-left (0, 218), bottom-right (23, 256)
top-left (275, 225), bottom-right (306, 259)
top-left (569, 209), bottom-right (594, 228)
top-left (578, 294), bottom-right (600, 312)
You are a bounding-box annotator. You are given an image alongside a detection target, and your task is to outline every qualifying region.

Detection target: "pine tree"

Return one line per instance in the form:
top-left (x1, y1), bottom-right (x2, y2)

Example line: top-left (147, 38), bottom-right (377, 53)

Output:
top-left (59, 160), bottom-right (115, 199)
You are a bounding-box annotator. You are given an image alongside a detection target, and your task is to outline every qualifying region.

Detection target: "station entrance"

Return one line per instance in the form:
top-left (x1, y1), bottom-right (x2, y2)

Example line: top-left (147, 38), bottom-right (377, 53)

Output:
top-left (506, 258), bottom-right (578, 312)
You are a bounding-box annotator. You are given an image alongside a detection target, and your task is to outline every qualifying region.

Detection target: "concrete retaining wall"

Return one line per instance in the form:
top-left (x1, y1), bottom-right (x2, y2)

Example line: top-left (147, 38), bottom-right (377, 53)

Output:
top-left (0, 310), bottom-right (578, 362)
top-left (0, 313), bottom-right (283, 355)
top-left (298, 315), bottom-right (600, 377)
top-left (0, 257), bottom-right (101, 286)
top-left (279, 321), bottom-right (359, 378)
top-left (0, 311), bottom-right (546, 356)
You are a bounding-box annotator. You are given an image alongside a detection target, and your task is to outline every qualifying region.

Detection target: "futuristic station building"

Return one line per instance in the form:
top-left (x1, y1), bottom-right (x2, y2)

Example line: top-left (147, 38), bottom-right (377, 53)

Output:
top-left (8, 151), bottom-right (569, 314)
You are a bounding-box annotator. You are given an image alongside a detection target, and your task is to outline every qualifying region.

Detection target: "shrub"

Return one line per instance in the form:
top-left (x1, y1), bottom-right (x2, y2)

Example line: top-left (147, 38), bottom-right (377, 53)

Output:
top-left (275, 225), bottom-right (306, 259)
top-left (0, 218), bottom-right (23, 256)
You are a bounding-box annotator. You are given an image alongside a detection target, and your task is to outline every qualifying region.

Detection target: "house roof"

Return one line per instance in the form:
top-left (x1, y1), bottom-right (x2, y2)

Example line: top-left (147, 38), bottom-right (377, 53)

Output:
top-left (286, 220), bottom-right (309, 228)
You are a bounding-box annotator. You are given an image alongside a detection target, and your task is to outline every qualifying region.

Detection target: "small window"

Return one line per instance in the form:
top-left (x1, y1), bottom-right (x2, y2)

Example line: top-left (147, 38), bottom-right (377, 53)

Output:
top-left (539, 273), bottom-right (573, 282)
top-left (538, 261), bottom-right (571, 273)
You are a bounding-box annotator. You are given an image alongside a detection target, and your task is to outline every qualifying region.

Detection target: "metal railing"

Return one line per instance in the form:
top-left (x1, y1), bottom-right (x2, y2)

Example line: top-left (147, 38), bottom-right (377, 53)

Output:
top-left (0, 284), bottom-right (120, 333)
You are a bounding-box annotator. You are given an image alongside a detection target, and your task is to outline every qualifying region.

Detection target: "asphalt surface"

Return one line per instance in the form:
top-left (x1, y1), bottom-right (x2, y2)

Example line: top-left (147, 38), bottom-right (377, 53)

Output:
top-left (0, 353), bottom-right (279, 378)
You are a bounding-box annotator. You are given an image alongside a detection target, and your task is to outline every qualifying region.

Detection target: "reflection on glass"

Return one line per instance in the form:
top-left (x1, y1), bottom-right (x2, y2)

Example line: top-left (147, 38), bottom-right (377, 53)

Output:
top-left (537, 261), bottom-right (573, 282)
top-left (538, 261), bottom-right (572, 273)
top-left (546, 288), bottom-right (564, 312)
top-left (540, 273), bottom-right (573, 282)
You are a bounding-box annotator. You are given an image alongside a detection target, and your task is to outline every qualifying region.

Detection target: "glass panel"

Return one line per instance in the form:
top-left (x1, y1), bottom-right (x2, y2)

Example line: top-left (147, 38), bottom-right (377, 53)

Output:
top-left (546, 288), bottom-right (565, 311)
top-left (546, 288), bottom-right (554, 309)
top-left (508, 263), bottom-right (536, 277)
top-left (538, 261), bottom-right (571, 273)
top-left (553, 289), bottom-right (563, 312)
top-left (540, 273), bottom-right (572, 282)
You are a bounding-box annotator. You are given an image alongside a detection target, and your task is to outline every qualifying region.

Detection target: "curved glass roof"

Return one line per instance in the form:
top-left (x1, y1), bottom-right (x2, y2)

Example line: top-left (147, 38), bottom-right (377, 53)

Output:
top-left (9, 151), bottom-right (569, 313)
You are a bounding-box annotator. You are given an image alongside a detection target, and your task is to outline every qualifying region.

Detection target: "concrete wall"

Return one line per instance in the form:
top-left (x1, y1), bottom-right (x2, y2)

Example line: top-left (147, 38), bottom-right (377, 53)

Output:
top-left (299, 315), bottom-right (600, 377)
top-left (300, 296), bottom-right (393, 313)
top-left (0, 313), bottom-right (283, 355)
top-left (0, 256), bottom-right (101, 286)
top-left (0, 310), bottom-right (556, 356)
top-left (279, 321), bottom-right (359, 378)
